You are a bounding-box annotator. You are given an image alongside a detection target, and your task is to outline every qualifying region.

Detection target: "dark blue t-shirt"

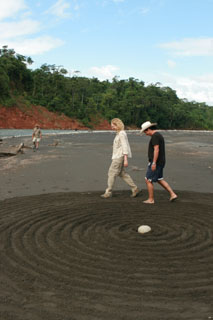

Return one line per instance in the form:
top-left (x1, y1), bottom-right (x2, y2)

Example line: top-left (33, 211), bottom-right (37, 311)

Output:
top-left (148, 132), bottom-right (166, 167)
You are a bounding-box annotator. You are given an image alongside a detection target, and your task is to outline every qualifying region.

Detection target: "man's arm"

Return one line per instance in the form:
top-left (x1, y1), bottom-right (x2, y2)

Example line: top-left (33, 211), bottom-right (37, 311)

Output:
top-left (151, 145), bottom-right (159, 171)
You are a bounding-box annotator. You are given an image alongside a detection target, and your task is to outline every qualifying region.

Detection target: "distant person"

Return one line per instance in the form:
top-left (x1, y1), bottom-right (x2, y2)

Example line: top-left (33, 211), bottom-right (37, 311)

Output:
top-left (141, 121), bottom-right (177, 204)
top-left (32, 124), bottom-right (42, 150)
top-left (101, 118), bottom-right (140, 198)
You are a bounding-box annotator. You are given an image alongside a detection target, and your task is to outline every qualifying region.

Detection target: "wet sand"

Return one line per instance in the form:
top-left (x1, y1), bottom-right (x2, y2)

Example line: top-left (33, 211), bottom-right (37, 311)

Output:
top-left (0, 131), bottom-right (213, 319)
top-left (0, 130), bottom-right (212, 199)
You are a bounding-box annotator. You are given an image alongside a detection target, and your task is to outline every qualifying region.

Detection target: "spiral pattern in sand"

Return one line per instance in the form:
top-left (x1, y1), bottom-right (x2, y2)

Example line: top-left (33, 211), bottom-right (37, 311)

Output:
top-left (0, 191), bottom-right (213, 320)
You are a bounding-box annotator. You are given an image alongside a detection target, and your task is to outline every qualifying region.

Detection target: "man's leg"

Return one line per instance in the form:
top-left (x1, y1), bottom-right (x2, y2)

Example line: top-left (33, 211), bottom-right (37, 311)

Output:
top-left (158, 179), bottom-right (177, 201)
top-left (143, 179), bottom-right (155, 204)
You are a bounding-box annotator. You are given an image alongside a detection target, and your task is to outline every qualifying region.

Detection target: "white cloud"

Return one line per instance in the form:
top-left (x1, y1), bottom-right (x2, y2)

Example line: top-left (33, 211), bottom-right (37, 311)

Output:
top-left (0, 0), bottom-right (65, 56)
top-left (0, 0), bottom-right (26, 20)
top-left (167, 60), bottom-right (176, 68)
top-left (4, 36), bottom-right (64, 55)
top-left (89, 65), bottom-right (119, 80)
top-left (139, 7), bottom-right (150, 15)
top-left (47, 0), bottom-right (71, 18)
top-left (74, 4), bottom-right (80, 11)
top-left (0, 19), bottom-right (40, 39)
top-left (160, 37), bottom-right (213, 56)
top-left (157, 73), bottom-right (213, 106)
top-left (99, 0), bottom-right (125, 7)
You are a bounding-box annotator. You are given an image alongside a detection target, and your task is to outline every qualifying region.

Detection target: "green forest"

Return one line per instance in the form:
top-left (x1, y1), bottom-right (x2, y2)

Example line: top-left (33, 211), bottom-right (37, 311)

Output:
top-left (0, 45), bottom-right (213, 129)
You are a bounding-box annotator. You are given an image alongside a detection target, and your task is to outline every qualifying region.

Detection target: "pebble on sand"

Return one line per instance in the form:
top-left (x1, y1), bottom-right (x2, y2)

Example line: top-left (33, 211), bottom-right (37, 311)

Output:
top-left (138, 225), bottom-right (151, 234)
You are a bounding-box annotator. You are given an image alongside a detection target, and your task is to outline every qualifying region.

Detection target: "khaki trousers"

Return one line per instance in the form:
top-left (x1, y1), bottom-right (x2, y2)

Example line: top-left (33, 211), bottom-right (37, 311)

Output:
top-left (105, 157), bottom-right (137, 194)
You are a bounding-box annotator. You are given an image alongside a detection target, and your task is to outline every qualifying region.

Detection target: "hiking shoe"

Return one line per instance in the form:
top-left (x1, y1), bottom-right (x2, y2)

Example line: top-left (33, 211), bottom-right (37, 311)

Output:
top-left (100, 193), bottom-right (112, 198)
top-left (131, 188), bottom-right (140, 198)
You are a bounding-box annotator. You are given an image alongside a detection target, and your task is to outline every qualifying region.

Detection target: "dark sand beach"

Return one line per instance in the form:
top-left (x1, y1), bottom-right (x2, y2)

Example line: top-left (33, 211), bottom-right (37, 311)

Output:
top-left (0, 131), bottom-right (213, 319)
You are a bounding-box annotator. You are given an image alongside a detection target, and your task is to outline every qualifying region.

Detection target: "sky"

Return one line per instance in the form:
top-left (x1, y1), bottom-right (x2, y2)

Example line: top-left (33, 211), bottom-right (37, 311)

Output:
top-left (1, 0), bottom-right (213, 106)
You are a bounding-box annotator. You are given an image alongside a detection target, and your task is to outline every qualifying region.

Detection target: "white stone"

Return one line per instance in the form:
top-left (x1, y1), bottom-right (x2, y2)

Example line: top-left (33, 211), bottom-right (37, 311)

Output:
top-left (138, 225), bottom-right (151, 234)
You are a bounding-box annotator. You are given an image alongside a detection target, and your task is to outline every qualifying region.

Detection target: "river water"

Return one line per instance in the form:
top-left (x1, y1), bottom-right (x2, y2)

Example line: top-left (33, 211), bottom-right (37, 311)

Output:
top-left (0, 128), bottom-right (213, 140)
top-left (0, 129), bottom-right (110, 139)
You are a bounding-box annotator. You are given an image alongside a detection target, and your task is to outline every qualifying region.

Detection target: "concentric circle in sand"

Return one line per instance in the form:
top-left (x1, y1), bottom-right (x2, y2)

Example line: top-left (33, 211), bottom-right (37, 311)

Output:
top-left (0, 191), bottom-right (213, 320)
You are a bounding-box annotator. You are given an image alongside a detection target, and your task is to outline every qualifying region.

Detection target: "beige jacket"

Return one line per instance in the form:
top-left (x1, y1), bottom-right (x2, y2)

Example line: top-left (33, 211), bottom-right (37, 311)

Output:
top-left (112, 130), bottom-right (132, 159)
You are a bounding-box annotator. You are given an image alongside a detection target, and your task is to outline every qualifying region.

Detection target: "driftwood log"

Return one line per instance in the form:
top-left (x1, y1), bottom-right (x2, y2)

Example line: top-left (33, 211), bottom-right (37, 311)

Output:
top-left (48, 141), bottom-right (59, 147)
top-left (0, 143), bottom-right (25, 157)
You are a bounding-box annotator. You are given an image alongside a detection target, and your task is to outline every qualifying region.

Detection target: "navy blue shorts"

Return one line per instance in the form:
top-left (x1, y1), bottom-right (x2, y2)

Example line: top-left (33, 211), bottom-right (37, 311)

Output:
top-left (145, 163), bottom-right (164, 183)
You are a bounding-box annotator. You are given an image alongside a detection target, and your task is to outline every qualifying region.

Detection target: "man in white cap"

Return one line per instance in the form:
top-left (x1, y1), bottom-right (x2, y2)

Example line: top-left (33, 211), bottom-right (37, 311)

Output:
top-left (141, 121), bottom-right (178, 204)
top-left (32, 124), bottom-right (42, 150)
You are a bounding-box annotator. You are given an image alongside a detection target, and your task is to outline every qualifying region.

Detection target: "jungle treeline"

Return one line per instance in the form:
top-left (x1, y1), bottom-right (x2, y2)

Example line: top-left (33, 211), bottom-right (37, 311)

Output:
top-left (0, 46), bottom-right (213, 129)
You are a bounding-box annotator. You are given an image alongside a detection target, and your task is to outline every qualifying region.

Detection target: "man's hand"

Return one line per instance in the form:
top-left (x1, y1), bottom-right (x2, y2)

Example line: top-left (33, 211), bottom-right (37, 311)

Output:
top-left (151, 163), bottom-right (156, 171)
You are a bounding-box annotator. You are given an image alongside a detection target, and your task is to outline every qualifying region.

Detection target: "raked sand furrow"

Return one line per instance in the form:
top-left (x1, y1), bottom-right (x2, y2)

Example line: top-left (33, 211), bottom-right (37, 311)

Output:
top-left (0, 190), bottom-right (213, 320)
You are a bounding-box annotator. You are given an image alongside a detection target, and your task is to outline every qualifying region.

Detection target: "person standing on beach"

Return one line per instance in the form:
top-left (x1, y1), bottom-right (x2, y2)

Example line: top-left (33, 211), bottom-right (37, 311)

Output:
top-left (101, 118), bottom-right (140, 198)
top-left (32, 124), bottom-right (42, 150)
top-left (141, 121), bottom-right (177, 204)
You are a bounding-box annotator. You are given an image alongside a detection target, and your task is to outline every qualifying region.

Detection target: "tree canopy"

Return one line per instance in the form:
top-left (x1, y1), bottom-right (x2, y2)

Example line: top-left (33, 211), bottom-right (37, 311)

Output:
top-left (0, 46), bottom-right (213, 130)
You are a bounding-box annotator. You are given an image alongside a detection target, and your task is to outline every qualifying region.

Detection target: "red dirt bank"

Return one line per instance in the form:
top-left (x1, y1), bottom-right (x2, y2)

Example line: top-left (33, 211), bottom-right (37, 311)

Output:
top-left (0, 105), bottom-right (111, 130)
